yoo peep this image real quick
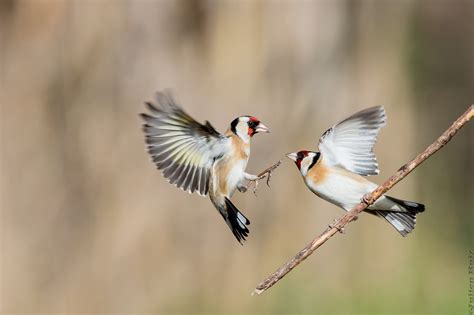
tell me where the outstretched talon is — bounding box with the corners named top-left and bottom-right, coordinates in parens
top-left (329, 219), bottom-right (345, 234)
top-left (247, 173), bottom-right (266, 196)
top-left (252, 179), bottom-right (259, 195)
top-left (245, 160), bottom-right (282, 195)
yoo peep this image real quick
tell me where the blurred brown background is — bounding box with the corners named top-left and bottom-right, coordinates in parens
top-left (1, 0), bottom-right (473, 314)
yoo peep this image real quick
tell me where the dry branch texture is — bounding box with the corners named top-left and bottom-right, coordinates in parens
top-left (253, 105), bottom-right (473, 295)
top-left (2, 1), bottom-right (472, 312)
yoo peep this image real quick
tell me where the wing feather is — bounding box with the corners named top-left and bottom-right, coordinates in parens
top-left (140, 91), bottom-right (227, 195)
top-left (318, 106), bottom-right (386, 176)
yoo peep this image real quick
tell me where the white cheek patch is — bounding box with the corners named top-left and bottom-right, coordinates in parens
top-left (237, 123), bottom-right (248, 136)
top-left (235, 118), bottom-right (251, 142)
top-left (300, 157), bottom-right (312, 175)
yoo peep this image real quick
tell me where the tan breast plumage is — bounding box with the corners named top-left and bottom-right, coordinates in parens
top-left (306, 158), bottom-right (328, 185)
top-left (212, 133), bottom-right (249, 197)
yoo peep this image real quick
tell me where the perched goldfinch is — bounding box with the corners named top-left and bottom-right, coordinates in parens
top-left (287, 106), bottom-right (425, 236)
top-left (140, 91), bottom-right (270, 243)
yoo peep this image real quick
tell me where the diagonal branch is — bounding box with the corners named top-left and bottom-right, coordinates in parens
top-left (253, 104), bottom-right (473, 296)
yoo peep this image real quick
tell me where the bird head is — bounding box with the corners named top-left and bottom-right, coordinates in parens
top-left (230, 116), bottom-right (270, 141)
top-left (286, 150), bottom-right (320, 176)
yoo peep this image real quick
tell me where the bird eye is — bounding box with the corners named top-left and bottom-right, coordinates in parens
top-left (248, 121), bottom-right (256, 128)
top-left (297, 152), bottom-right (303, 159)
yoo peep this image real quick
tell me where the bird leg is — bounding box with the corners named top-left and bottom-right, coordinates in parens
top-left (243, 160), bottom-right (282, 195)
top-left (243, 173), bottom-right (262, 195)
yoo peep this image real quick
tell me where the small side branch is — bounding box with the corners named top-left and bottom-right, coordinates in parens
top-left (245, 160), bottom-right (282, 193)
top-left (253, 104), bottom-right (473, 296)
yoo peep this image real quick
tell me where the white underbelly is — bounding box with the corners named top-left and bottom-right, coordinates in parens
top-left (212, 157), bottom-right (248, 198)
top-left (226, 159), bottom-right (248, 196)
top-left (305, 172), bottom-right (376, 211)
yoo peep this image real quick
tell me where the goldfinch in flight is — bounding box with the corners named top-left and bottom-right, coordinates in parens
top-left (287, 106), bottom-right (425, 236)
top-left (140, 91), bottom-right (271, 243)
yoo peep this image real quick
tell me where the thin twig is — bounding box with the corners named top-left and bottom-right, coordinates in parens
top-left (252, 104), bottom-right (473, 296)
top-left (245, 160), bottom-right (282, 192)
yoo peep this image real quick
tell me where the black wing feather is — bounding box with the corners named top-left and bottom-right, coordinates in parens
top-left (140, 91), bottom-right (227, 196)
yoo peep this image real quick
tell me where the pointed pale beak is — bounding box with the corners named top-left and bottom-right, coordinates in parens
top-left (255, 123), bottom-right (270, 133)
top-left (286, 152), bottom-right (298, 161)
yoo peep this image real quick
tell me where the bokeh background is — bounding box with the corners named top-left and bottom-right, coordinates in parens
top-left (1, 0), bottom-right (473, 314)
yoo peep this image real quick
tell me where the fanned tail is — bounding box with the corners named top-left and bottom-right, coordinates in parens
top-left (219, 197), bottom-right (250, 244)
top-left (374, 196), bottom-right (425, 237)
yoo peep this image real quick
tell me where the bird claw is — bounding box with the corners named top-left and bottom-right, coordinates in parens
top-left (246, 160), bottom-right (282, 196)
top-left (252, 180), bottom-right (259, 196)
top-left (249, 175), bottom-right (265, 196)
top-left (361, 194), bottom-right (371, 205)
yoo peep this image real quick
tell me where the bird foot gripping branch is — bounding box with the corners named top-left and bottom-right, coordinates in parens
top-left (361, 193), bottom-right (372, 205)
top-left (245, 160), bottom-right (282, 195)
top-left (252, 104), bottom-right (473, 295)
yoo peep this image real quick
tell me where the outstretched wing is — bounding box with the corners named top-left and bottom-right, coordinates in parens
top-left (140, 91), bottom-right (228, 196)
top-left (318, 106), bottom-right (386, 176)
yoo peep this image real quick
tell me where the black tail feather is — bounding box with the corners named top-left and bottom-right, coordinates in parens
top-left (385, 196), bottom-right (425, 213)
top-left (221, 197), bottom-right (250, 244)
top-left (375, 196), bottom-right (425, 237)
top-left (375, 211), bottom-right (416, 237)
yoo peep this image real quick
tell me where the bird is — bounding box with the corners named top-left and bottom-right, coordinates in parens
top-left (286, 106), bottom-right (425, 237)
top-left (140, 91), bottom-right (271, 244)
